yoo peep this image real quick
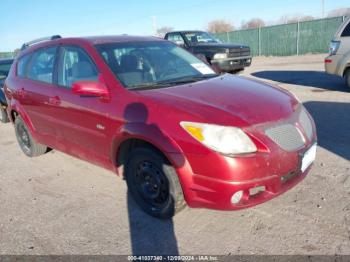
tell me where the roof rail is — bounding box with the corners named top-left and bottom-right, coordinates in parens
top-left (21, 35), bottom-right (62, 50)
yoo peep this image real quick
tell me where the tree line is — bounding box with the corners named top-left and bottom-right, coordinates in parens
top-left (157, 7), bottom-right (350, 35)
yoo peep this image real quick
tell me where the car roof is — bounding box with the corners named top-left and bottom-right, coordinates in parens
top-left (75, 35), bottom-right (163, 45)
top-left (18, 35), bottom-right (165, 58)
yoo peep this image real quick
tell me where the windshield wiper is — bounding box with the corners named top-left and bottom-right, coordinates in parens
top-left (127, 74), bottom-right (218, 90)
top-left (127, 82), bottom-right (173, 90)
top-left (159, 74), bottom-right (218, 85)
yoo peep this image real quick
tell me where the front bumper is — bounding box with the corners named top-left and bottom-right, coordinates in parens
top-left (211, 56), bottom-right (252, 72)
top-left (172, 142), bottom-right (315, 211)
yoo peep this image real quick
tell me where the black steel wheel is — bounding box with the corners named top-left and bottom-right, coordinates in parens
top-left (125, 147), bottom-right (185, 219)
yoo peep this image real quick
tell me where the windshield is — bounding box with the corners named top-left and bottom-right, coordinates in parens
top-left (184, 32), bottom-right (220, 44)
top-left (0, 61), bottom-right (12, 80)
top-left (95, 41), bottom-right (217, 90)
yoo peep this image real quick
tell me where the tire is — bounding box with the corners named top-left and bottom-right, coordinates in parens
top-left (125, 147), bottom-right (185, 219)
top-left (14, 116), bottom-right (47, 157)
top-left (0, 106), bottom-right (9, 123)
top-left (345, 69), bottom-right (350, 89)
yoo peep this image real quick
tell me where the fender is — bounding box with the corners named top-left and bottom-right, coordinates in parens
top-left (110, 122), bottom-right (199, 206)
top-left (111, 122), bottom-right (186, 170)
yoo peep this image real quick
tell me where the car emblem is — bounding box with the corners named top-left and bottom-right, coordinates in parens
top-left (96, 124), bottom-right (105, 130)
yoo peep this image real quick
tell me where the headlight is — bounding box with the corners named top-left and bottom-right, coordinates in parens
top-left (213, 53), bottom-right (228, 59)
top-left (180, 122), bottom-right (257, 155)
top-left (329, 40), bottom-right (340, 55)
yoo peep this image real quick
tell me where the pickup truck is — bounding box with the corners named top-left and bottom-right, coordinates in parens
top-left (164, 30), bottom-right (252, 73)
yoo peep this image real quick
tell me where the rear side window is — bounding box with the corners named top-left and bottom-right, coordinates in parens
top-left (341, 22), bottom-right (350, 37)
top-left (27, 47), bottom-right (57, 84)
top-left (57, 46), bottom-right (98, 89)
top-left (17, 55), bottom-right (31, 78)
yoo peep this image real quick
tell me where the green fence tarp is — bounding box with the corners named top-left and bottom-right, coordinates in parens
top-left (0, 52), bottom-right (14, 59)
top-left (214, 16), bottom-right (346, 56)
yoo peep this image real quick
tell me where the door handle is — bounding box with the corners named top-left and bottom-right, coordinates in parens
top-left (49, 96), bottom-right (61, 105)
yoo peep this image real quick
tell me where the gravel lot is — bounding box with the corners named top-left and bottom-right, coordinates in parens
top-left (0, 54), bottom-right (349, 256)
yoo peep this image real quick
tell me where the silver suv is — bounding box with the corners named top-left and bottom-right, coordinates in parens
top-left (325, 16), bottom-right (350, 89)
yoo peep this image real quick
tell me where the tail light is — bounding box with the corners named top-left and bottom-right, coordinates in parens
top-left (329, 40), bottom-right (340, 55)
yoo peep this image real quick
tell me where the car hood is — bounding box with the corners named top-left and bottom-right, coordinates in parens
top-left (191, 42), bottom-right (249, 49)
top-left (138, 74), bottom-right (298, 127)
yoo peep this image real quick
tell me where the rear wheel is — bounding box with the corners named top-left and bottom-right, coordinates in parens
top-left (125, 147), bottom-right (185, 219)
top-left (0, 106), bottom-right (9, 123)
top-left (14, 116), bottom-right (47, 157)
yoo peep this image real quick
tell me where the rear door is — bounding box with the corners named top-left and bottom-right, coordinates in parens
top-left (19, 47), bottom-right (59, 139)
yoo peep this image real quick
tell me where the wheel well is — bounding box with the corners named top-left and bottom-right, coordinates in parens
top-left (344, 66), bottom-right (350, 77)
top-left (116, 138), bottom-right (169, 177)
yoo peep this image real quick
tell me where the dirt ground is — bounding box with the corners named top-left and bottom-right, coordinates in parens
top-left (0, 54), bottom-right (350, 256)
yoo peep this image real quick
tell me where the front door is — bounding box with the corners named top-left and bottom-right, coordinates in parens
top-left (51, 45), bottom-right (111, 164)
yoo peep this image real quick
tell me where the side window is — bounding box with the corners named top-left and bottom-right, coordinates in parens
top-left (17, 55), bottom-right (31, 77)
top-left (341, 22), bottom-right (350, 37)
top-left (57, 46), bottom-right (98, 88)
top-left (27, 47), bottom-right (57, 84)
top-left (167, 33), bottom-right (185, 45)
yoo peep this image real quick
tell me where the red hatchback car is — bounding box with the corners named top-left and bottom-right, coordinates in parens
top-left (4, 35), bottom-right (317, 218)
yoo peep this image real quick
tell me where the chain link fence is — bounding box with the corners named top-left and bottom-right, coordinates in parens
top-left (214, 16), bottom-right (346, 56)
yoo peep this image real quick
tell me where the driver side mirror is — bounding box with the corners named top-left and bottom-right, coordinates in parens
top-left (72, 81), bottom-right (109, 100)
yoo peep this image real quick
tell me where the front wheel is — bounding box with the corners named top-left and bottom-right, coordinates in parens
top-left (125, 147), bottom-right (185, 219)
top-left (0, 106), bottom-right (9, 123)
top-left (14, 116), bottom-right (47, 157)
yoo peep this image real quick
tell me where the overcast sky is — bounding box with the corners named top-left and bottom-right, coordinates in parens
top-left (0, 0), bottom-right (349, 51)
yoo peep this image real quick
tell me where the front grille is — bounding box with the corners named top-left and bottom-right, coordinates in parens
top-left (299, 109), bottom-right (313, 140)
top-left (228, 48), bottom-right (250, 58)
top-left (265, 124), bottom-right (305, 151)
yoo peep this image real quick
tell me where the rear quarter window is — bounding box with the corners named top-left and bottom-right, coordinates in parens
top-left (341, 22), bottom-right (350, 37)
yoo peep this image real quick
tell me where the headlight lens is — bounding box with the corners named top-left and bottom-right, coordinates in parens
top-left (329, 40), bottom-right (340, 55)
top-left (180, 122), bottom-right (257, 155)
top-left (213, 53), bottom-right (228, 59)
